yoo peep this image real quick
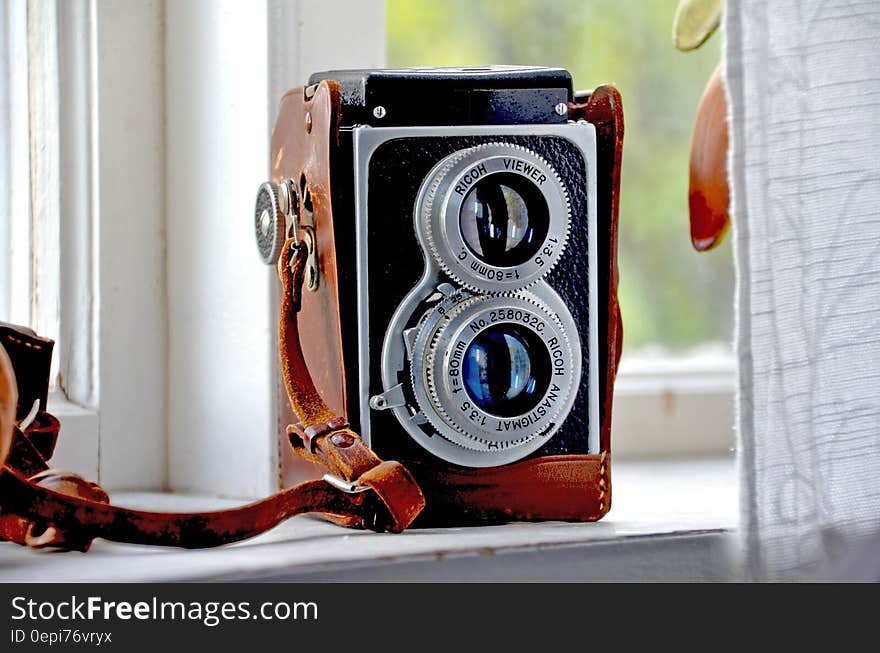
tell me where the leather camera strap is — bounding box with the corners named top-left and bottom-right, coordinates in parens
top-left (0, 245), bottom-right (424, 552)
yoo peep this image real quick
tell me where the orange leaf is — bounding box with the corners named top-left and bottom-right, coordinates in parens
top-left (689, 63), bottom-right (730, 252)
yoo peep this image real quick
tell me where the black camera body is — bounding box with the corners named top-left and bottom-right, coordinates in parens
top-left (310, 67), bottom-right (600, 469)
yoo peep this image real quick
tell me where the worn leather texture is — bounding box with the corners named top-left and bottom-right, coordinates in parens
top-left (0, 341), bottom-right (14, 467)
top-left (0, 325), bottom-right (63, 546)
top-left (0, 323), bottom-right (54, 422)
top-left (271, 83), bottom-right (347, 430)
top-left (576, 85), bottom-right (625, 457)
top-left (411, 453), bottom-right (610, 524)
top-left (277, 241), bottom-right (425, 527)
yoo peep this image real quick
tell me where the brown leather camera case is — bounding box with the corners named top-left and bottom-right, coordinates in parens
top-left (273, 81), bottom-right (624, 525)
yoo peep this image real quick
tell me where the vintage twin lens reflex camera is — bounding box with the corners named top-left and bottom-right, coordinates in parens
top-left (261, 66), bottom-right (601, 472)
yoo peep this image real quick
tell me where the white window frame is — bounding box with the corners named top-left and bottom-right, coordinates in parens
top-left (1, 0), bottom-right (168, 487)
top-left (6, 0), bottom-right (731, 501)
top-left (1, 1), bottom-right (31, 330)
top-left (612, 350), bottom-right (735, 460)
top-left (5, 0), bottom-right (385, 498)
top-left (164, 0), bottom-right (386, 498)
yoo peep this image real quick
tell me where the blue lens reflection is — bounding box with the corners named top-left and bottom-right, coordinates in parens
top-left (461, 324), bottom-right (550, 418)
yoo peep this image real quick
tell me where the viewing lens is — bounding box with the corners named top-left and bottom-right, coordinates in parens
top-left (462, 323), bottom-right (551, 418)
top-left (459, 173), bottom-right (549, 267)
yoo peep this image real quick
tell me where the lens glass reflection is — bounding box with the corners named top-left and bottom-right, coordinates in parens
top-left (459, 173), bottom-right (549, 267)
top-left (461, 324), bottom-right (551, 418)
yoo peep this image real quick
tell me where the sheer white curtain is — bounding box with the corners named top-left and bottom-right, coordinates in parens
top-left (727, 0), bottom-right (880, 580)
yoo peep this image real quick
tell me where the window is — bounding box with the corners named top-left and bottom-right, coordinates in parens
top-left (1, 0), bottom-right (108, 482)
top-left (387, 0), bottom-right (735, 457)
top-left (1, 0), bottom-right (32, 331)
top-left (0, 0), bottom-right (387, 498)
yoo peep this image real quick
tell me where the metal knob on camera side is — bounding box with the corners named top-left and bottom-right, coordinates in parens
top-left (254, 178), bottom-right (320, 291)
top-left (254, 180), bottom-right (295, 266)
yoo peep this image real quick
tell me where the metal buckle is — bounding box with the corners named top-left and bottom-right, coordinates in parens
top-left (300, 225), bottom-right (319, 291)
top-left (322, 473), bottom-right (370, 494)
top-left (17, 399), bottom-right (39, 431)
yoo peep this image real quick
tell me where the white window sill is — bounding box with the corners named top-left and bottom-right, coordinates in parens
top-left (46, 392), bottom-right (100, 482)
top-left (0, 457), bottom-right (739, 582)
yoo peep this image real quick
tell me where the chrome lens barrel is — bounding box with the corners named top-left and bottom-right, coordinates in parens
top-left (417, 143), bottom-right (570, 293)
top-left (407, 286), bottom-right (581, 467)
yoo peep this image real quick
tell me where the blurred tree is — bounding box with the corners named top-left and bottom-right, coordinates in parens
top-left (387, 0), bottom-right (733, 352)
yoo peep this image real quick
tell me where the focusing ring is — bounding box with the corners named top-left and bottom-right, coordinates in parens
top-left (418, 143), bottom-right (571, 293)
top-left (408, 286), bottom-right (581, 466)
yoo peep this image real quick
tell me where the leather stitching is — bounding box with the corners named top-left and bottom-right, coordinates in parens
top-left (598, 450), bottom-right (608, 516)
top-left (3, 334), bottom-right (45, 351)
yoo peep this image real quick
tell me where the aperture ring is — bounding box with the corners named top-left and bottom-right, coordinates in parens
top-left (410, 288), bottom-right (581, 457)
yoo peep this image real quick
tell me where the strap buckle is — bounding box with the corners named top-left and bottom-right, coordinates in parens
top-left (17, 399), bottom-right (39, 432)
top-left (301, 416), bottom-right (349, 453)
top-left (322, 473), bottom-right (370, 494)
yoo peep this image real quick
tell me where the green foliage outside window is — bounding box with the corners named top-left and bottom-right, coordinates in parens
top-left (387, 0), bottom-right (732, 352)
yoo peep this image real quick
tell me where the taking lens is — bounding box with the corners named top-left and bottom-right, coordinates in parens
top-left (404, 289), bottom-right (580, 466)
top-left (462, 323), bottom-right (551, 418)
